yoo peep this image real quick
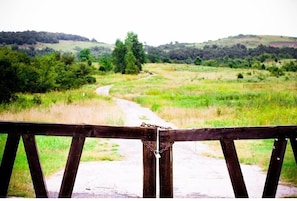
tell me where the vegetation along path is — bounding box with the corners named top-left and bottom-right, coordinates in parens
top-left (46, 85), bottom-right (297, 198)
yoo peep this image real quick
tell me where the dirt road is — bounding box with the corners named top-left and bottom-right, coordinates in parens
top-left (46, 85), bottom-right (297, 198)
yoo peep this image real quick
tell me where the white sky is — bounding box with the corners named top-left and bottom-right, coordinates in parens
top-left (0, 0), bottom-right (296, 46)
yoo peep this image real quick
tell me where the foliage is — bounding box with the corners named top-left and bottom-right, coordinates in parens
top-left (0, 46), bottom-right (96, 103)
top-left (112, 39), bottom-right (126, 73)
top-left (282, 60), bottom-right (297, 72)
top-left (98, 57), bottom-right (113, 72)
top-left (125, 50), bottom-right (139, 74)
top-left (144, 42), bottom-right (297, 71)
top-left (111, 63), bottom-right (297, 185)
top-left (112, 32), bottom-right (145, 74)
top-left (78, 48), bottom-right (93, 66)
top-left (0, 31), bottom-right (90, 45)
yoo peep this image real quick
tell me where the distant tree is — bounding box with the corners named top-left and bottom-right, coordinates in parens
top-left (194, 57), bottom-right (202, 65)
top-left (31, 53), bottom-right (59, 92)
top-left (282, 61), bottom-right (297, 72)
top-left (125, 50), bottom-right (138, 74)
top-left (125, 32), bottom-right (145, 71)
top-left (112, 39), bottom-right (127, 73)
top-left (112, 32), bottom-right (145, 74)
top-left (98, 57), bottom-right (113, 72)
top-left (78, 48), bottom-right (93, 66)
top-left (0, 58), bottom-right (18, 103)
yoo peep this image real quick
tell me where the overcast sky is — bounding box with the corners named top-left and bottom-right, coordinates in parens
top-left (0, 0), bottom-right (296, 46)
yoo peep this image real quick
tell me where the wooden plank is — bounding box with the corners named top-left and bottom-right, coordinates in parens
top-left (262, 138), bottom-right (287, 198)
top-left (159, 142), bottom-right (173, 198)
top-left (0, 132), bottom-right (20, 198)
top-left (290, 137), bottom-right (297, 164)
top-left (220, 139), bottom-right (248, 198)
top-left (58, 136), bottom-right (85, 198)
top-left (22, 134), bottom-right (48, 198)
top-left (0, 121), bottom-right (156, 140)
top-left (161, 126), bottom-right (297, 142)
top-left (142, 141), bottom-right (156, 198)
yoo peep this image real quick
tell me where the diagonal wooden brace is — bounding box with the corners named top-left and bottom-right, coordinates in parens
top-left (220, 139), bottom-right (248, 198)
top-left (262, 138), bottom-right (287, 198)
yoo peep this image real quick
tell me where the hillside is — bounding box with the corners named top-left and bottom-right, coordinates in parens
top-left (193, 34), bottom-right (297, 49)
top-left (36, 40), bottom-right (113, 54)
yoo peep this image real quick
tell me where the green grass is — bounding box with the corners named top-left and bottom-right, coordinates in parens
top-left (1, 63), bottom-right (296, 197)
top-left (0, 81), bottom-right (124, 197)
top-left (111, 63), bottom-right (297, 185)
top-left (193, 35), bottom-right (297, 49)
top-left (0, 134), bottom-right (122, 197)
top-left (36, 40), bottom-right (113, 54)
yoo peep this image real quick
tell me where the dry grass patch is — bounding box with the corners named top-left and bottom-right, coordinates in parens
top-left (0, 99), bottom-right (124, 125)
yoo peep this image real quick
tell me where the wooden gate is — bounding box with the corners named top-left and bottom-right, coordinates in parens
top-left (0, 121), bottom-right (296, 198)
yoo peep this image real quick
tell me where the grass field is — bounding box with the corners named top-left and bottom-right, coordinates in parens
top-left (0, 63), bottom-right (296, 197)
top-left (110, 63), bottom-right (297, 185)
top-left (194, 35), bottom-right (297, 49)
top-left (36, 40), bottom-right (113, 54)
top-left (0, 83), bottom-right (125, 197)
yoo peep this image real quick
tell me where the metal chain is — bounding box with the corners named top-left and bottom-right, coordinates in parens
top-left (141, 122), bottom-right (174, 158)
top-left (140, 122), bottom-right (172, 130)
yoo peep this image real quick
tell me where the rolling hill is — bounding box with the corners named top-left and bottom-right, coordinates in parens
top-left (192, 34), bottom-right (297, 49)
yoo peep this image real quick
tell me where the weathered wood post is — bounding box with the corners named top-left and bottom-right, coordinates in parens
top-left (159, 140), bottom-right (173, 198)
top-left (143, 141), bottom-right (157, 198)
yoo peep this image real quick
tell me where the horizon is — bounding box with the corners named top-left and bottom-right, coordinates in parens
top-left (1, 30), bottom-right (297, 46)
top-left (1, 0), bottom-right (297, 46)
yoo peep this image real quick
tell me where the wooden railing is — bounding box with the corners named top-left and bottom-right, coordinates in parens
top-left (0, 121), bottom-right (296, 198)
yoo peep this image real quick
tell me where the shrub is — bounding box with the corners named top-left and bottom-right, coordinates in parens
top-left (267, 66), bottom-right (285, 77)
top-left (32, 95), bottom-right (42, 105)
top-left (237, 73), bottom-right (244, 79)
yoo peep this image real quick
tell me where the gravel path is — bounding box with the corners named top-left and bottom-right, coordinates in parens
top-left (46, 85), bottom-right (297, 198)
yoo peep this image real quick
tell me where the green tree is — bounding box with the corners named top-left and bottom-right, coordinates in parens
top-left (0, 46), bottom-right (29, 102)
top-left (112, 39), bottom-right (127, 73)
top-left (98, 57), bottom-right (113, 72)
top-left (125, 50), bottom-right (138, 74)
top-left (125, 32), bottom-right (145, 71)
top-left (112, 32), bottom-right (145, 74)
top-left (78, 48), bottom-right (93, 66)
top-left (32, 53), bottom-right (59, 92)
top-left (194, 57), bottom-right (202, 65)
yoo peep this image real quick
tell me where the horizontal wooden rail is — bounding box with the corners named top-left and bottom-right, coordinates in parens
top-left (0, 121), bottom-right (156, 140)
top-left (160, 125), bottom-right (297, 142)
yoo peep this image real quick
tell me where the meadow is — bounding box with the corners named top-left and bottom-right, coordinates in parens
top-left (111, 63), bottom-right (297, 185)
top-left (0, 63), bottom-right (296, 197)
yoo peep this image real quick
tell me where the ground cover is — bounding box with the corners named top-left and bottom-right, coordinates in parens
top-left (0, 83), bottom-right (124, 197)
top-left (0, 63), bottom-right (296, 196)
top-left (111, 63), bottom-right (297, 185)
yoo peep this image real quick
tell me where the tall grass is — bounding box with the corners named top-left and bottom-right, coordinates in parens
top-left (111, 63), bottom-right (297, 185)
top-left (0, 83), bottom-right (125, 197)
top-left (1, 63), bottom-right (296, 196)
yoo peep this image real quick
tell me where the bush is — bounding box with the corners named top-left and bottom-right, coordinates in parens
top-left (32, 95), bottom-right (42, 105)
top-left (237, 73), bottom-right (244, 79)
top-left (267, 66), bottom-right (285, 77)
top-left (282, 61), bottom-right (297, 72)
top-left (85, 76), bottom-right (96, 84)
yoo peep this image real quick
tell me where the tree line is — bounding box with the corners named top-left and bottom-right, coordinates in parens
top-left (0, 46), bottom-right (96, 103)
top-left (145, 43), bottom-right (297, 64)
top-left (0, 31), bottom-right (91, 45)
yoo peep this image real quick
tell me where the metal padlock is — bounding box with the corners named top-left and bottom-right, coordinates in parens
top-left (154, 150), bottom-right (161, 159)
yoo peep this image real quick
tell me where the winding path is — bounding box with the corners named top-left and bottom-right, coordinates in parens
top-left (46, 85), bottom-right (297, 198)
